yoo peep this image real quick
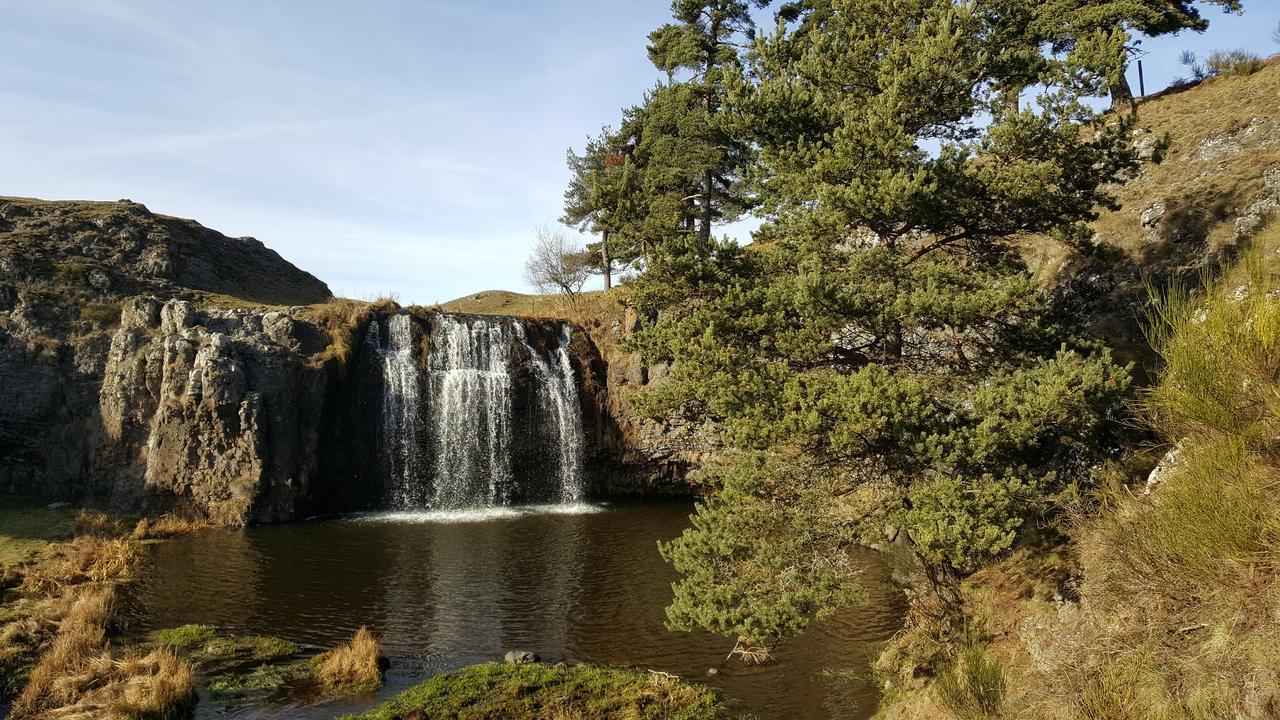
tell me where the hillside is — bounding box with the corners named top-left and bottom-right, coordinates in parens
top-left (0, 197), bottom-right (331, 340)
top-left (1030, 59), bottom-right (1280, 374)
top-left (875, 61), bottom-right (1280, 720)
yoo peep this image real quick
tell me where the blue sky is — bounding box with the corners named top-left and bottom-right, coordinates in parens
top-left (2, 1), bottom-right (1277, 304)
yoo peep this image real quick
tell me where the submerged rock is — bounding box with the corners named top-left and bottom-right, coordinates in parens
top-left (503, 650), bottom-right (540, 665)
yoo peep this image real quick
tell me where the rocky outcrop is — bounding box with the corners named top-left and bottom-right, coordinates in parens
top-left (94, 298), bottom-right (331, 524)
top-left (574, 310), bottom-right (716, 496)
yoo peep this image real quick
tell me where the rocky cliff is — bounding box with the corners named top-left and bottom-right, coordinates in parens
top-left (0, 197), bottom-right (332, 507)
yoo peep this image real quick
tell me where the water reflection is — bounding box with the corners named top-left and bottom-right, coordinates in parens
top-left (126, 501), bottom-right (904, 720)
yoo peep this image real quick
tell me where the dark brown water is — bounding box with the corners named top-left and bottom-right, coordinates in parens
top-left (125, 501), bottom-right (904, 719)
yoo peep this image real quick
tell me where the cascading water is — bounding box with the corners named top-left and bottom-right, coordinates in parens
top-left (371, 313), bottom-right (586, 511)
top-left (524, 324), bottom-right (586, 504)
top-left (369, 314), bottom-right (428, 507)
top-left (425, 315), bottom-right (516, 509)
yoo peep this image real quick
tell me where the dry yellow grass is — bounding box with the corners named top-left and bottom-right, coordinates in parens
top-left (20, 537), bottom-right (140, 596)
top-left (129, 514), bottom-right (217, 540)
top-left (4, 510), bottom-right (197, 719)
top-left (313, 626), bottom-right (384, 695)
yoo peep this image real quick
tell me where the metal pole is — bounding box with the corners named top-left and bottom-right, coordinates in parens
top-left (1138, 60), bottom-right (1146, 98)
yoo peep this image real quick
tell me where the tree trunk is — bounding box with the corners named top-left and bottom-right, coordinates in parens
top-left (1110, 71), bottom-right (1135, 110)
top-left (601, 230), bottom-right (612, 290)
top-left (700, 170), bottom-right (714, 247)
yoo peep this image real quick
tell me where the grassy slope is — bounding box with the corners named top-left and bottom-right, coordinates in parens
top-left (1022, 59), bottom-right (1280, 372)
top-left (877, 61), bottom-right (1280, 720)
top-left (0, 503), bottom-right (77, 567)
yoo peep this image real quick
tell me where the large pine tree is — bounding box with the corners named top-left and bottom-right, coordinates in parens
top-left (628, 0), bottom-right (1141, 651)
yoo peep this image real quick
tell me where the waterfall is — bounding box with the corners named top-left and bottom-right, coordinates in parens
top-left (426, 315), bottom-right (516, 509)
top-left (525, 324), bottom-right (586, 504)
top-left (370, 315), bottom-right (428, 507)
top-left (388, 313), bottom-right (586, 511)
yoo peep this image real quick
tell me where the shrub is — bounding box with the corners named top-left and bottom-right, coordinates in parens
top-left (313, 626), bottom-right (384, 695)
top-left (1207, 49), bottom-right (1265, 77)
top-left (935, 644), bottom-right (1007, 720)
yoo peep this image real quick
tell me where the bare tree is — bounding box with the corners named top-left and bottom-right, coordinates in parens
top-left (523, 224), bottom-right (593, 306)
top-left (1273, 21), bottom-right (1280, 46)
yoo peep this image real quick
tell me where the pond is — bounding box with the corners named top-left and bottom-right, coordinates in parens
top-left (125, 501), bottom-right (904, 719)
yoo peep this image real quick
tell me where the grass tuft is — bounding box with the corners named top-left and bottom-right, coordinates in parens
top-left (313, 626), bottom-right (384, 695)
top-left (935, 644), bottom-right (1006, 720)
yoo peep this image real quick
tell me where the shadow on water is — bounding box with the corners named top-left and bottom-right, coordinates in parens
top-left (123, 501), bottom-right (905, 720)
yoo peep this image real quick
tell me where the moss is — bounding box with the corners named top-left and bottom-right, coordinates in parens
top-left (208, 659), bottom-right (310, 697)
top-left (148, 624), bottom-right (219, 650)
top-left (151, 624), bottom-right (298, 675)
top-left (342, 662), bottom-right (723, 720)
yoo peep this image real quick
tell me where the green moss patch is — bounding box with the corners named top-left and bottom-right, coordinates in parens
top-left (342, 662), bottom-right (722, 720)
top-left (149, 624), bottom-right (298, 675)
top-left (208, 659), bottom-right (311, 698)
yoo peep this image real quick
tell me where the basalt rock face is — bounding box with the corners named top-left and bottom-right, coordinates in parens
top-left (95, 298), bottom-right (333, 524)
top-left (0, 197), bottom-right (334, 519)
top-left (2, 295), bottom-right (643, 524)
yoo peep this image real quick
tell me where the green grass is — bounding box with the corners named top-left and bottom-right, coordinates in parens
top-left (341, 663), bottom-right (723, 720)
top-left (0, 502), bottom-right (78, 567)
top-left (148, 624), bottom-right (220, 650)
top-left (149, 624), bottom-right (299, 673)
top-left (935, 644), bottom-right (1007, 720)
top-left (208, 660), bottom-right (310, 697)
top-left (1102, 226), bottom-right (1280, 597)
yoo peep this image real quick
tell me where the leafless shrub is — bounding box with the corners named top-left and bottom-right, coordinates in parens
top-left (523, 225), bottom-right (593, 306)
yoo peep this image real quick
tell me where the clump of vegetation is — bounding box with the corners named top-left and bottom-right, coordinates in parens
top-left (0, 505), bottom-right (198, 719)
top-left (20, 535), bottom-right (139, 595)
top-left (1207, 49), bottom-right (1266, 77)
top-left (151, 624), bottom-right (298, 672)
top-left (78, 300), bottom-right (122, 328)
top-left (935, 644), bottom-right (1007, 720)
top-left (130, 514), bottom-right (218, 540)
top-left (312, 626), bottom-right (384, 695)
top-left (295, 298), bottom-right (378, 367)
top-left (342, 662), bottom-right (722, 720)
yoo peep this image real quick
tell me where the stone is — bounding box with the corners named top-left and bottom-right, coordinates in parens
top-left (504, 650), bottom-right (540, 665)
top-left (1145, 443), bottom-right (1184, 496)
top-left (160, 300), bottom-right (197, 334)
top-left (87, 269), bottom-right (111, 292)
top-left (136, 244), bottom-right (172, 278)
top-left (1140, 202), bottom-right (1166, 229)
top-left (119, 297), bottom-right (160, 330)
top-left (262, 311), bottom-right (302, 351)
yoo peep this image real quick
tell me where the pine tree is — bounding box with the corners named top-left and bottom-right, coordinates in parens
top-left (562, 122), bottom-right (647, 289)
top-left (630, 0), bottom-right (1140, 651)
top-left (643, 0), bottom-right (762, 246)
top-left (1030, 0), bottom-right (1245, 105)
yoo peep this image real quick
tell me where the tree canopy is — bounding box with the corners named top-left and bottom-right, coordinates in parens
top-left (549, 0), bottom-right (1250, 655)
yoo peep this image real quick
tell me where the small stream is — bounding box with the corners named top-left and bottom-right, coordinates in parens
top-left (123, 501), bottom-right (904, 719)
